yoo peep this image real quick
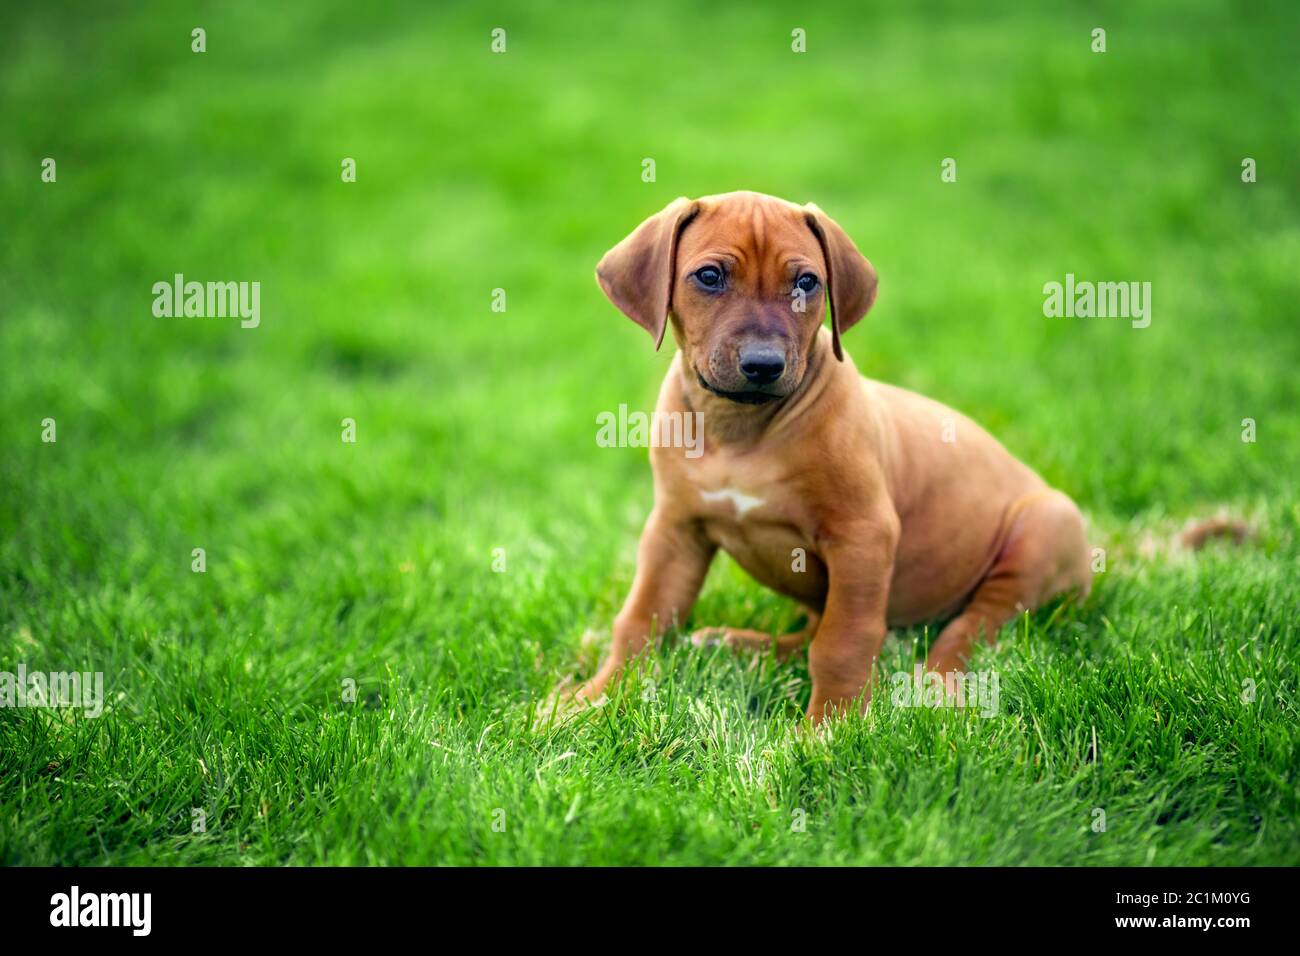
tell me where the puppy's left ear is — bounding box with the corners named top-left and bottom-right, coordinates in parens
top-left (804, 203), bottom-right (878, 361)
top-left (596, 197), bottom-right (699, 350)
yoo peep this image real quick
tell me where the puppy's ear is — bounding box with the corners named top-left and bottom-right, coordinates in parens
top-left (596, 197), bottom-right (699, 350)
top-left (804, 203), bottom-right (878, 361)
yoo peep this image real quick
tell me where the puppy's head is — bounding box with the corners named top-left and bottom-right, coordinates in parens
top-left (596, 191), bottom-right (877, 403)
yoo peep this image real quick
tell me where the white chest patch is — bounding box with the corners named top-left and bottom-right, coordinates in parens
top-left (700, 487), bottom-right (765, 519)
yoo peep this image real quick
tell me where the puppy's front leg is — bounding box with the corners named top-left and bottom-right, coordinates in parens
top-left (576, 509), bottom-right (715, 702)
top-left (807, 516), bottom-right (898, 724)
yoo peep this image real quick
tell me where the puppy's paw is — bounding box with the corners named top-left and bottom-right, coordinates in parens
top-left (690, 626), bottom-right (787, 655)
top-left (533, 679), bottom-right (607, 731)
top-left (534, 680), bottom-right (581, 727)
top-left (689, 626), bottom-right (729, 649)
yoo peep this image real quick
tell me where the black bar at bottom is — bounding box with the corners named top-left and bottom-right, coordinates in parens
top-left (0, 866), bottom-right (1286, 941)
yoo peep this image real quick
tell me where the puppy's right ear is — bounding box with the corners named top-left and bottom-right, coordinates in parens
top-left (596, 197), bottom-right (699, 350)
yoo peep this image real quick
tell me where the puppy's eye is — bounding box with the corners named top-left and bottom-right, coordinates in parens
top-left (694, 266), bottom-right (723, 289)
top-left (795, 273), bottom-right (820, 293)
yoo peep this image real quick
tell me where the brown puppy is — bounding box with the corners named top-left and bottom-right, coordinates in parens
top-left (581, 191), bottom-right (1091, 723)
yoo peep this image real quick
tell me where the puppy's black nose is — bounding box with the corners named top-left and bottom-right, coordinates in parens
top-left (739, 347), bottom-right (785, 386)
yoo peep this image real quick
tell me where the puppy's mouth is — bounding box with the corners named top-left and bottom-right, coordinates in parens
top-left (695, 369), bottom-right (781, 405)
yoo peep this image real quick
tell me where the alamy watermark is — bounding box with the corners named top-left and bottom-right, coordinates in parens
top-left (1, 664), bottom-right (105, 718)
top-left (596, 404), bottom-right (704, 459)
top-left (890, 665), bottom-right (1000, 718)
top-left (50, 886), bottom-right (150, 936)
top-left (152, 273), bottom-right (260, 328)
top-left (1043, 273), bottom-right (1151, 328)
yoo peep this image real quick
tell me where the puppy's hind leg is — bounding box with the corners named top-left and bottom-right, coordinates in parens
top-left (926, 490), bottom-right (1090, 678)
top-left (690, 611), bottom-right (819, 663)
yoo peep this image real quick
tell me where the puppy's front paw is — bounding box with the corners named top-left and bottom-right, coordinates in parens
top-left (533, 679), bottom-right (602, 730)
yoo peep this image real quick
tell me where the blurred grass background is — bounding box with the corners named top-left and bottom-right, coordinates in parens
top-left (0, 0), bottom-right (1297, 865)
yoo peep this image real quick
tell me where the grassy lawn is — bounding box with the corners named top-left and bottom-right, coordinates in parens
top-left (1, 0), bottom-right (1298, 865)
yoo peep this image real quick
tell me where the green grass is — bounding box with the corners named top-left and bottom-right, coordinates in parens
top-left (2, 0), bottom-right (1298, 865)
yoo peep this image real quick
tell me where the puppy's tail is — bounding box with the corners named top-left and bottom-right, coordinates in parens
top-left (1176, 515), bottom-right (1253, 551)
